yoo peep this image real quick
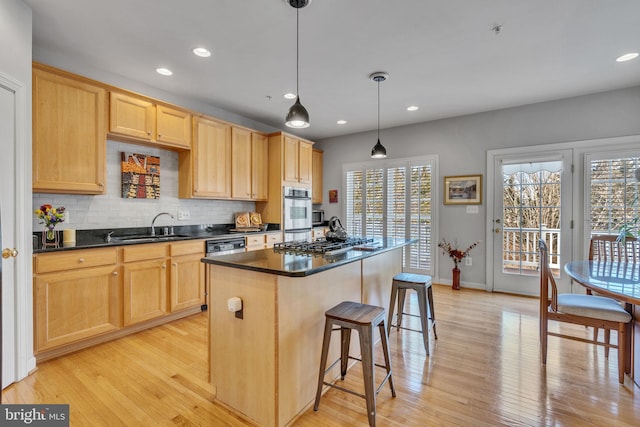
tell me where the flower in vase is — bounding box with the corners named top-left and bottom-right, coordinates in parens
top-left (438, 238), bottom-right (480, 269)
top-left (35, 204), bottom-right (65, 239)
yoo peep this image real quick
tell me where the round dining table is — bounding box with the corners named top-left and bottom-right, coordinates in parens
top-left (564, 260), bottom-right (640, 387)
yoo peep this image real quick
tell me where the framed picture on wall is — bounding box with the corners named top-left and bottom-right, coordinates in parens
top-left (444, 174), bottom-right (482, 205)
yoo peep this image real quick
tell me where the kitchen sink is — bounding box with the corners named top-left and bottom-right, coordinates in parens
top-left (113, 234), bottom-right (192, 243)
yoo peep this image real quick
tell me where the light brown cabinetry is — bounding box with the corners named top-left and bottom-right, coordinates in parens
top-left (312, 148), bottom-right (323, 204)
top-left (257, 132), bottom-right (314, 224)
top-left (281, 134), bottom-right (313, 185)
top-left (122, 244), bottom-right (168, 326)
top-left (169, 241), bottom-right (205, 312)
top-left (251, 132), bottom-right (269, 201)
top-left (179, 116), bottom-right (232, 199)
top-left (245, 232), bottom-right (283, 251)
top-left (109, 91), bottom-right (191, 150)
top-left (33, 248), bottom-right (120, 352)
top-left (231, 129), bottom-right (268, 200)
top-left (32, 64), bottom-right (107, 194)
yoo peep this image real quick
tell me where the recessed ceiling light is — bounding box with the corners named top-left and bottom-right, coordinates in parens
top-left (284, 93), bottom-right (297, 100)
top-left (337, 120), bottom-right (347, 125)
top-left (156, 67), bottom-right (173, 76)
top-left (193, 47), bottom-right (211, 58)
top-left (616, 52), bottom-right (639, 62)
top-left (407, 106), bottom-right (419, 111)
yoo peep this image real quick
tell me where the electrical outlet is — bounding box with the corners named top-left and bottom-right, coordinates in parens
top-left (465, 256), bottom-right (472, 266)
top-left (178, 210), bottom-right (190, 220)
top-left (65, 210), bottom-right (70, 224)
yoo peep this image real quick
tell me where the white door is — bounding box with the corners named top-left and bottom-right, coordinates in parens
top-left (490, 150), bottom-right (573, 295)
top-left (0, 82), bottom-right (17, 388)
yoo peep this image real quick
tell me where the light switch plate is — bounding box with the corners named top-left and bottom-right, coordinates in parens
top-left (466, 206), bottom-right (479, 214)
top-left (178, 210), bottom-right (190, 220)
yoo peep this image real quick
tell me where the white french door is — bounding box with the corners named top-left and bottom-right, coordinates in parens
top-left (489, 149), bottom-right (573, 295)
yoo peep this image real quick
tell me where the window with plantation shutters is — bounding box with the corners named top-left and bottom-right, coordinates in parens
top-left (344, 156), bottom-right (437, 274)
top-left (588, 154), bottom-right (640, 236)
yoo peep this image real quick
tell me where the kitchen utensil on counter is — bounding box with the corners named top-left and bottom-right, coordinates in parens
top-left (325, 216), bottom-right (348, 242)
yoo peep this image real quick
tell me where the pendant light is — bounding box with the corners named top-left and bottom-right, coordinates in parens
top-left (370, 72), bottom-right (388, 158)
top-left (285, 0), bottom-right (310, 128)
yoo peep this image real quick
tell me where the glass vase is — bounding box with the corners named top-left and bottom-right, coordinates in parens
top-left (42, 227), bottom-right (59, 248)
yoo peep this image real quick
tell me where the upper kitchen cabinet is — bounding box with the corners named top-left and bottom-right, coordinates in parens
top-left (231, 127), bottom-right (268, 200)
top-left (109, 91), bottom-right (192, 150)
top-left (251, 132), bottom-right (269, 201)
top-left (179, 116), bottom-right (232, 199)
top-left (269, 132), bottom-right (313, 187)
top-left (312, 148), bottom-right (323, 204)
top-left (32, 64), bottom-right (107, 194)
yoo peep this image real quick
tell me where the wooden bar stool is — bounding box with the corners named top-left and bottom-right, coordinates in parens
top-left (313, 301), bottom-right (396, 427)
top-left (387, 272), bottom-right (437, 354)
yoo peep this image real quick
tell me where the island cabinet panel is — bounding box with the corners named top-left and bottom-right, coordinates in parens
top-left (207, 251), bottom-right (394, 427)
top-left (209, 266), bottom-right (278, 427)
top-left (277, 263), bottom-right (362, 426)
top-left (32, 65), bottom-right (107, 194)
top-left (34, 264), bottom-right (120, 352)
top-left (361, 248), bottom-right (404, 310)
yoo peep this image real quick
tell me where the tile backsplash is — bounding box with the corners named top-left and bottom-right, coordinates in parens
top-left (32, 140), bottom-right (255, 232)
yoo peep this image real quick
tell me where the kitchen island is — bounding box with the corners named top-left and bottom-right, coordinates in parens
top-left (202, 238), bottom-right (414, 427)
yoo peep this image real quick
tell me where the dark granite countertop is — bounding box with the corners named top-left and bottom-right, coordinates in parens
top-left (33, 223), bottom-right (281, 254)
top-left (201, 238), bottom-right (415, 277)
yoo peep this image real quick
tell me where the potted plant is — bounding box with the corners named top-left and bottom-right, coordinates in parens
top-left (438, 238), bottom-right (480, 290)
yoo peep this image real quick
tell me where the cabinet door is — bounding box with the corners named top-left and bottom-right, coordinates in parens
top-left (252, 133), bottom-right (268, 201)
top-left (32, 67), bottom-right (107, 194)
top-left (231, 127), bottom-right (253, 199)
top-left (156, 105), bottom-right (191, 149)
top-left (283, 135), bottom-right (300, 183)
top-left (34, 265), bottom-right (120, 352)
top-left (312, 149), bottom-right (323, 203)
top-left (298, 140), bottom-right (313, 185)
top-left (109, 92), bottom-right (155, 141)
top-left (170, 254), bottom-right (205, 312)
top-left (192, 117), bottom-right (232, 198)
top-left (123, 259), bottom-right (168, 326)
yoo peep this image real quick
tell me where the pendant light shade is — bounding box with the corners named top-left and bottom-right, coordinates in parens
top-left (370, 72), bottom-right (388, 159)
top-left (285, 1), bottom-right (310, 128)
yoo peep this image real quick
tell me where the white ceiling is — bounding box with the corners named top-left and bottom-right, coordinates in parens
top-left (24, 0), bottom-right (640, 141)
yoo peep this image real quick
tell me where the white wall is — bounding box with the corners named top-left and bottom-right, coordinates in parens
top-left (316, 86), bottom-right (640, 285)
top-left (0, 0), bottom-right (33, 384)
top-left (33, 140), bottom-right (255, 231)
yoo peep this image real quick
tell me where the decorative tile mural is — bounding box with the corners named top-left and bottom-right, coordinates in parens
top-left (121, 152), bottom-right (160, 199)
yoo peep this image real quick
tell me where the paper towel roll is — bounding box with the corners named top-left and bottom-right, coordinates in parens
top-left (63, 229), bottom-right (76, 243)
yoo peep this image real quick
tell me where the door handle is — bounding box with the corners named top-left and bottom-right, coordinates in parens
top-left (2, 248), bottom-right (18, 258)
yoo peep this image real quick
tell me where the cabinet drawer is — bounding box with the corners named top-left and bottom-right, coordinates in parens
top-left (246, 235), bottom-right (265, 249)
top-left (170, 240), bottom-right (205, 257)
top-left (122, 243), bottom-right (168, 262)
top-left (265, 233), bottom-right (282, 244)
top-left (34, 248), bottom-right (117, 274)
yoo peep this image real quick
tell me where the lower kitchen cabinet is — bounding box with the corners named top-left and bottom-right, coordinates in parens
top-left (122, 245), bottom-right (169, 326)
top-left (170, 241), bottom-right (205, 312)
top-left (33, 240), bottom-right (206, 360)
top-left (33, 248), bottom-right (120, 352)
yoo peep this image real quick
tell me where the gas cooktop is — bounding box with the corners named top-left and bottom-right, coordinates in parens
top-left (273, 237), bottom-right (376, 256)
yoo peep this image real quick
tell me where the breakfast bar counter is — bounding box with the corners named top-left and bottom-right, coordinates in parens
top-left (203, 238), bottom-right (413, 427)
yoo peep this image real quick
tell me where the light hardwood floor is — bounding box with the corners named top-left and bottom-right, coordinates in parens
top-left (3, 285), bottom-right (640, 426)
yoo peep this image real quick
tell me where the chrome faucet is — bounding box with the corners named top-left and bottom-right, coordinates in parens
top-left (151, 212), bottom-right (174, 236)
